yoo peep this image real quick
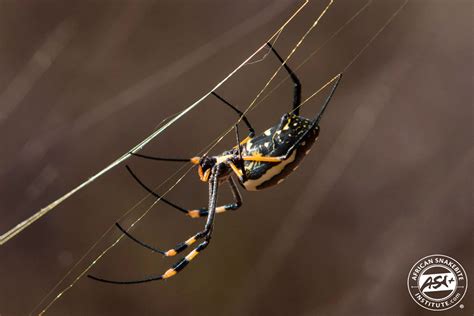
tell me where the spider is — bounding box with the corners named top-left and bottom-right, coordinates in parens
top-left (88, 43), bottom-right (342, 284)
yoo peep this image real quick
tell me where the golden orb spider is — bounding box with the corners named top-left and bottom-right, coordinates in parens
top-left (88, 43), bottom-right (342, 284)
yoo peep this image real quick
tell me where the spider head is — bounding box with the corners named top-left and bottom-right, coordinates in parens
top-left (191, 156), bottom-right (216, 182)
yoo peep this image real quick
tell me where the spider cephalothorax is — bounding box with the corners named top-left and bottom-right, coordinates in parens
top-left (193, 156), bottom-right (216, 182)
top-left (88, 42), bottom-right (342, 284)
top-left (193, 153), bottom-right (242, 183)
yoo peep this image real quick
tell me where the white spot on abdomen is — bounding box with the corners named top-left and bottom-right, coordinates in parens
top-left (246, 141), bottom-right (253, 151)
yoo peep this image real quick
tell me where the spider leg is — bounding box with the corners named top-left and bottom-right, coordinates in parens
top-left (240, 128), bottom-right (319, 164)
top-left (211, 92), bottom-right (255, 137)
top-left (115, 222), bottom-right (202, 257)
top-left (313, 73), bottom-right (342, 125)
top-left (266, 42), bottom-right (301, 116)
top-left (241, 74), bottom-right (343, 163)
top-left (194, 177), bottom-right (242, 217)
top-left (277, 72), bottom-right (343, 159)
top-left (88, 166), bottom-right (220, 284)
top-left (129, 89), bottom-right (258, 167)
top-left (234, 124), bottom-right (247, 181)
top-left (126, 165), bottom-right (241, 219)
top-left (115, 223), bottom-right (165, 255)
top-left (115, 177), bottom-right (241, 257)
top-left (242, 155), bottom-right (284, 162)
top-left (129, 152), bottom-right (198, 163)
top-left (126, 165), bottom-right (189, 215)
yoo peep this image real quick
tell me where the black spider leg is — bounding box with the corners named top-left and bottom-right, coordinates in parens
top-left (198, 177), bottom-right (242, 217)
top-left (211, 92), bottom-right (255, 137)
top-left (125, 165), bottom-right (189, 216)
top-left (244, 73), bottom-right (342, 164)
top-left (266, 42), bottom-right (302, 115)
top-left (88, 166), bottom-right (220, 284)
top-left (313, 73), bottom-right (342, 125)
top-left (281, 73), bottom-right (343, 159)
top-left (234, 124), bottom-right (247, 181)
top-left (125, 165), bottom-right (241, 219)
top-left (130, 93), bottom-right (255, 163)
top-left (128, 153), bottom-right (190, 162)
top-left (114, 172), bottom-right (241, 257)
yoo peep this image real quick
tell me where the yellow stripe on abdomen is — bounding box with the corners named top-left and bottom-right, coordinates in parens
top-left (242, 151), bottom-right (296, 191)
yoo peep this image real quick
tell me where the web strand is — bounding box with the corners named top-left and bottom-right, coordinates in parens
top-left (30, 0), bottom-right (409, 314)
top-left (0, 1), bottom-right (311, 247)
top-left (29, 2), bottom-right (313, 315)
top-left (200, 0), bottom-right (337, 161)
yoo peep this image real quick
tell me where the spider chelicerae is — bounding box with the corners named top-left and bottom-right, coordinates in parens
top-left (88, 43), bottom-right (342, 284)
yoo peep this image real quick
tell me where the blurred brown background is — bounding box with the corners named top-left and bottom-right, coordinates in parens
top-left (0, 0), bottom-right (472, 315)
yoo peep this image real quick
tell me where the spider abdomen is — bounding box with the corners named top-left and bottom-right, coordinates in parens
top-left (241, 113), bottom-right (320, 191)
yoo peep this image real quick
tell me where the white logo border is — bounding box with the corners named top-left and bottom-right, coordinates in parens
top-left (407, 254), bottom-right (468, 312)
